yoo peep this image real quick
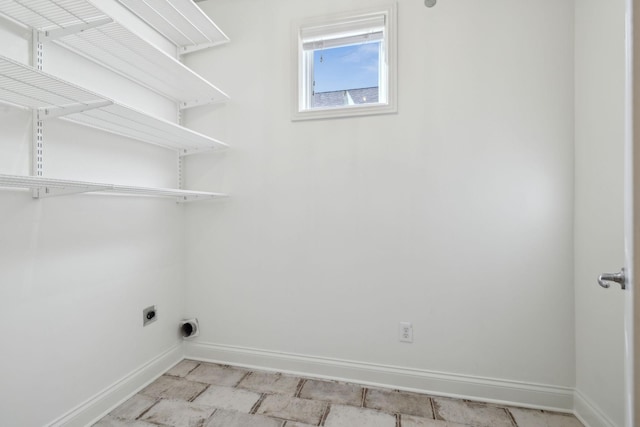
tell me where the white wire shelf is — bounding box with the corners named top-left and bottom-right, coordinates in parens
top-left (0, 0), bottom-right (229, 108)
top-left (0, 174), bottom-right (227, 202)
top-left (116, 0), bottom-right (230, 54)
top-left (0, 55), bottom-right (227, 155)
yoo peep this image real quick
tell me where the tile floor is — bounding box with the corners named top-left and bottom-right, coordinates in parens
top-left (94, 360), bottom-right (584, 427)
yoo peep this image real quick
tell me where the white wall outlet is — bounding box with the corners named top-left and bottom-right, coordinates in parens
top-left (399, 321), bottom-right (413, 343)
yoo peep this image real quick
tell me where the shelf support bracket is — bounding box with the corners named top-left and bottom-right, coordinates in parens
top-left (41, 18), bottom-right (114, 41)
top-left (38, 101), bottom-right (113, 120)
top-left (179, 97), bottom-right (223, 110)
top-left (180, 147), bottom-right (217, 156)
top-left (177, 194), bottom-right (226, 204)
top-left (179, 40), bottom-right (229, 56)
top-left (34, 184), bottom-right (112, 199)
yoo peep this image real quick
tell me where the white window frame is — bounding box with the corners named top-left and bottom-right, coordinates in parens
top-left (292, 3), bottom-right (398, 121)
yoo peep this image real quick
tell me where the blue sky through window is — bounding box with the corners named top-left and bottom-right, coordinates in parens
top-left (313, 42), bottom-right (380, 93)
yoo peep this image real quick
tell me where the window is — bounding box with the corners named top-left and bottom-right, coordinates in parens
top-left (292, 4), bottom-right (397, 120)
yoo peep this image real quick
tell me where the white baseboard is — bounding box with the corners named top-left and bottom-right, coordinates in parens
top-left (41, 340), bottom-right (623, 427)
top-left (574, 389), bottom-right (618, 427)
top-left (48, 343), bottom-right (184, 427)
top-left (185, 341), bottom-right (574, 412)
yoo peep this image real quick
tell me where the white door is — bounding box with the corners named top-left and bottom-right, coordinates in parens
top-left (574, 0), bottom-right (632, 426)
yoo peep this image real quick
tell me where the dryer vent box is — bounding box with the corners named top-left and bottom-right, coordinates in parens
top-left (180, 318), bottom-right (199, 338)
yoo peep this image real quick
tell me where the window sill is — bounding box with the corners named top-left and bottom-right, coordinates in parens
top-left (291, 102), bottom-right (397, 121)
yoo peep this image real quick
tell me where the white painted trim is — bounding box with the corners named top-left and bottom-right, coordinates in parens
top-left (574, 389), bottom-right (619, 427)
top-left (45, 341), bottom-right (610, 426)
top-left (185, 341), bottom-right (574, 412)
top-left (626, 1), bottom-right (637, 426)
top-left (624, 0), bottom-right (640, 427)
top-left (47, 343), bottom-right (183, 427)
top-left (291, 2), bottom-right (398, 121)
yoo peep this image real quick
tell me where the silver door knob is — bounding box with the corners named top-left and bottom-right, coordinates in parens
top-left (598, 268), bottom-right (626, 290)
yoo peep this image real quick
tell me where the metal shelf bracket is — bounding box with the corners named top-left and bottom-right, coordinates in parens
top-left (177, 193), bottom-right (228, 204)
top-left (35, 184), bottom-right (112, 199)
top-left (41, 18), bottom-right (113, 41)
top-left (38, 101), bottom-right (113, 120)
top-left (179, 41), bottom-right (229, 56)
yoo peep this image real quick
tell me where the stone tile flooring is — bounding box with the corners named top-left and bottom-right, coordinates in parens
top-left (94, 360), bottom-right (584, 427)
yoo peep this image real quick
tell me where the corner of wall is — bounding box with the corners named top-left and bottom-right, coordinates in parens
top-left (48, 344), bottom-right (184, 427)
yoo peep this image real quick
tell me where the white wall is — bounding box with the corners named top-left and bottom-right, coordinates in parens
top-left (574, 0), bottom-right (627, 426)
top-left (184, 0), bottom-right (576, 402)
top-left (7, 0), bottom-right (629, 423)
top-left (0, 8), bottom-right (186, 426)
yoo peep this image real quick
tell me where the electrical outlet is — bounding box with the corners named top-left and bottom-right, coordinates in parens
top-left (399, 322), bottom-right (413, 343)
top-left (143, 305), bottom-right (157, 326)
